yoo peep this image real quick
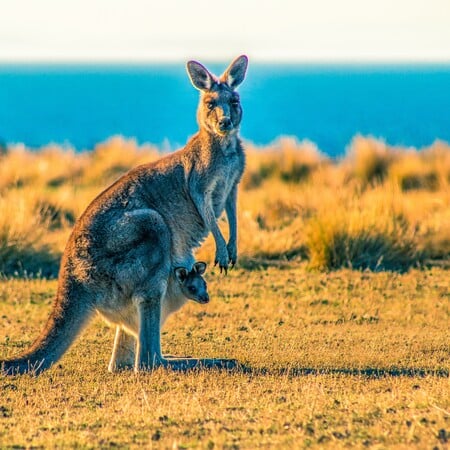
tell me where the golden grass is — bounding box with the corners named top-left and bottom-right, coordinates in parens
top-left (0, 189), bottom-right (59, 277)
top-left (0, 267), bottom-right (449, 448)
top-left (0, 136), bottom-right (449, 447)
top-left (0, 135), bottom-right (449, 276)
top-left (242, 137), bottom-right (325, 189)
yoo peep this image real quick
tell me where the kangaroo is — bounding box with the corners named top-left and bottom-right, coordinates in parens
top-left (0, 55), bottom-right (248, 375)
top-left (107, 261), bottom-right (209, 372)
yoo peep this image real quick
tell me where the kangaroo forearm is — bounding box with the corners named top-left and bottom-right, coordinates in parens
top-left (209, 218), bottom-right (226, 247)
top-left (225, 204), bottom-right (237, 245)
top-left (200, 208), bottom-right (227, 254)
top-left (191, 192), bottom-right (227, 247)
top-left (225, 187), bottom-right (238, 268)
top-left (193, 197), bottom-right (229, 269)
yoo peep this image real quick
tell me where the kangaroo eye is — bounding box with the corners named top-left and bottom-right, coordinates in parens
top-left (206, 101), bottom-right (215, 110)
top-left (231, 99), bottom-right (239, 106)
top-left (188, 286), bottom-right (196, 293)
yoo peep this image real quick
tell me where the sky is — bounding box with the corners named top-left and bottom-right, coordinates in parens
top-left (0, 0), bottom-right (449, 63)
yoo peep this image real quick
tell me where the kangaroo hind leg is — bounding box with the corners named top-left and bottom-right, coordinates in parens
top-left (134, 278), bottom-right (168, 371)
top-left (108, 327), bottom-right (136, 373)
top-left (135, 276), bottom-right (238, 372)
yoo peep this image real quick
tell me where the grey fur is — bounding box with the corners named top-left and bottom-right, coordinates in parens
top-left (0, 55), bottom-right (248, 375)
top-left (108, 262), bottom-right (210, 372)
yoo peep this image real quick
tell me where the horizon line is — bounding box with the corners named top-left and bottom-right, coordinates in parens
top-left (1, 57), bottom-right (450, 66)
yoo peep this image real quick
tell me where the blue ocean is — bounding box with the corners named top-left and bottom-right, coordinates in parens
top-left (0, 63), bottom-right (449, 157)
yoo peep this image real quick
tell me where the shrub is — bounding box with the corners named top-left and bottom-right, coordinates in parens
top-left (345, 136), bottom-right (396, 186)
top-left (0, 144), bottom-right (86, 192)
top-left (305, 207), bottom-right (422, 272)
top-left (35, 200), bottom-right (76, 230)
top-left (0, 192), bottom-right (60, 277)
top-left (82, 136), bottom-right (160, 186)
top-left (242, 138), bottom-right (325, 189)
top-left (389, 142), bottom-right (450, 191)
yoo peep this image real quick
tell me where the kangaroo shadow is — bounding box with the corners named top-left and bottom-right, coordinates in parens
top-left (236, 364), bottom-right (449, 379)
top-left (165, 359), bottom-right (449, 378)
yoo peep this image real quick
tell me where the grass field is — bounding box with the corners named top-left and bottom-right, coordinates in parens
top-left (0, 267), bottom-right (449, 448)
top-left (0, 136), bottom-right (449, 448)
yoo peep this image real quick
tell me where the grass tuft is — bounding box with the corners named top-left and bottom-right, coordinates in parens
top-left (0, 192), bottom-right (60, 277)
top-left (242, 137), bottom-right (325, 189)
top-left (305, 205), bottom-right (422, 272)
top-left (345, 135), bottom-right (395, 185)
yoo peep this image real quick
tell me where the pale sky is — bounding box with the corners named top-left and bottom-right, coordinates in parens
top-left (0, 0), bottom-right (449, 62)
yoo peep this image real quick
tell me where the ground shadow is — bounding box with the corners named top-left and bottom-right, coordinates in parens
top-left (237, 365), bottom-right (449, 378)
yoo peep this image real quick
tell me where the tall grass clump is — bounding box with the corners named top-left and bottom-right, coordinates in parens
top-left (345, 135), bottom-right (396, 186)
top-left (81, 136), bottom-right (160, 186)
top-left (305, 201), bottom-right (422, 272)
top-left (242, 137), bottom-right (326, 189)
top-left (0, 144), bottom-right (87, 191)
top-left (0, 191), bottom-right (59, 277)
top-left (388, 140), bottom-right (450, 191)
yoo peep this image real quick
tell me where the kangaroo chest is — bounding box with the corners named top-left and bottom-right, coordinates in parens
top-left (209, 153), bottom-right (241, 217)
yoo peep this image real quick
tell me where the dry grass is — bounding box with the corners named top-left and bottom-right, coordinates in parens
top-left (303, 192), bottom-right (422, 271)
top-left (0, 189), bottom-right (59, 277)
top-left (0, 267), bottom-right (449, 448)
top-left (0, 136), bottom-right (449, 447)
top-left (242, 137), bottom-right (325, 189)
top-left (0, 135), bottom-right (449, 276)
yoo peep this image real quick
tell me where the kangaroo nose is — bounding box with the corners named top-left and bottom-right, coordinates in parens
top-left (219, 117), bottom-right (232, 130)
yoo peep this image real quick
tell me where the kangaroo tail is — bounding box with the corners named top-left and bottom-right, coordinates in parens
top-left (1, 281), bottom-right (93, 376)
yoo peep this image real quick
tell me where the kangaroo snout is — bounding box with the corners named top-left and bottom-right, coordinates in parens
top-left (219, 117), bottom-right (233, 132)
top-left (196, 293), bottom-right (210, 304)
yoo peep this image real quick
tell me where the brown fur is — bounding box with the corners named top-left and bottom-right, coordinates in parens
top-left (108, 261), bottom-right (210, 372)
top-left (0, 55), bottom-right (248, 375)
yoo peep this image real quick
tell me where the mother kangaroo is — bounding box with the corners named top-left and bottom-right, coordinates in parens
top-left (1, 55), bottom-right (248, 375)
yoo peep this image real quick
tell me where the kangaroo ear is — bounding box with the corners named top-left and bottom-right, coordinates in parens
top-left (221, 55), bottom-right (248, 89)
top-left (193, 261), bottom-right (207, 275)
top-left (174, 267), bottom-right (188, 283)
top-left (186, 60), bottom-right (216, 91)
